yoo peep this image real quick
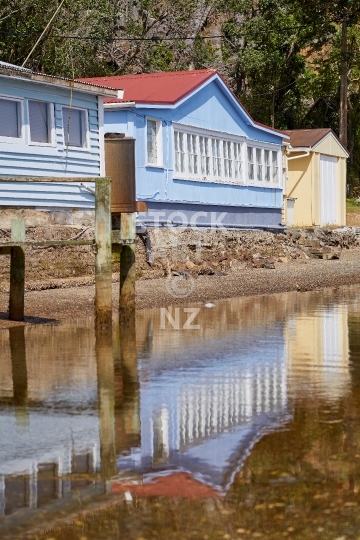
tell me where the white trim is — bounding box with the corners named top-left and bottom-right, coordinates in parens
top-left (172, 123), bottom-right (282, 188)
top-left (104, 101), bottom-right (136, 109)
top-left (27, 99), bottom-right (56, 147)
top-left (98, 96), bottom-right (105, 175)
top-left (0, 94), bottom-right (25, 144)
top-left (145, 116), bottom-right (163, 168)
top-left (312, 131), bottom-right (349, 158)
top-left (61, 105), bottom-right (90, 150)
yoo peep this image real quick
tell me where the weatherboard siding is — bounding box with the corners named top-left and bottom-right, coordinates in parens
top-left (104, 78), bottom-right (283, 222)
top-left (0, 76), bottom-right (101, 208)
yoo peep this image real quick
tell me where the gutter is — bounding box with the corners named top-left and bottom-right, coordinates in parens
top-left (287, 150), bottom-right (310, 161)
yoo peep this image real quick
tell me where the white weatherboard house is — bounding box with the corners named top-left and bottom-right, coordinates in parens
top-left (0, 62), bottom-right (121, 212)
top-left (82, 70), bottom-right (288, 230)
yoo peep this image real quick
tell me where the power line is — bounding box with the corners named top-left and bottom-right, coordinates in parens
top-left (0, 26), bottom-right (310, 42)
top-left (252, 80), bottom-right (298, 97)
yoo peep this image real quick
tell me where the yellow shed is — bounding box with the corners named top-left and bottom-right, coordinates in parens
top-left (283, 129), bottom-right (349, 227)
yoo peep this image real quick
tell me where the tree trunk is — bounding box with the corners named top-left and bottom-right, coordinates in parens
top-left (339, 19), bottom-right (348, 148)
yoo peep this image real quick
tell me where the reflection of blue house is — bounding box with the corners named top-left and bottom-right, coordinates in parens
top-left (117, 324), bottom-right (290, 491)
top-left (82, 70), bottom-right (288, 230)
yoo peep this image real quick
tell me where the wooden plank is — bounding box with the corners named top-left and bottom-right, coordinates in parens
top-left (0, 176), bottom-right (111, 183)
top-left (0, 240), bottom-right (95, 247)
top-left (95, 177), bottom-right (112, 331)
top-left (119, 213), bottom-right (136, 319)
top-left (9, 219), bottom-right (25, 321)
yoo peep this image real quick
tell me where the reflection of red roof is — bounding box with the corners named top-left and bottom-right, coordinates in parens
top-left (79, 70), bottom-right (216, 105)
top-left (111, 472), bottom-right (220, 498)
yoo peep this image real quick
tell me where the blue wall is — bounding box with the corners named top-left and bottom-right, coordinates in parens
top-left (0, 76), bottom-right (101, 208)
top-left (104, 78), bottom-right (284, 227)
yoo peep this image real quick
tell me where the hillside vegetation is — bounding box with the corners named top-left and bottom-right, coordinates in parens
top-left (1, 0), bottom-right (360, 188)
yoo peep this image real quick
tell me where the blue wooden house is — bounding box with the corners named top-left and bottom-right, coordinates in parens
top-left (83, 70), bottom-right (288, 229)
top-left (0, 62), bottom-right (120, 209)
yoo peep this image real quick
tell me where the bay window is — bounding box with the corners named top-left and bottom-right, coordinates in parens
top-left (173, 124), bottom-right (280, 186)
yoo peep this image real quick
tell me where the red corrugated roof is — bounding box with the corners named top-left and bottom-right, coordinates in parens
top-left (79, 69), bottom-right (287, 138)
top-left (79, 69), bottom-right (217, 105)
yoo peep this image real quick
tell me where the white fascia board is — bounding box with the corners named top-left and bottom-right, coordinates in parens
top-left (311, 131), bottom-right (350, 158)
top-left (104, 101), bottom-right (136, 109)
top-left (287, 146), bottom-right (312, 152)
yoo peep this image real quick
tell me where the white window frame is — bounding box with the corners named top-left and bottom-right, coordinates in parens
top-left (0, 95), bottom-right (25, 144)
top-left (246, 141), bottom-right (282, 188)
top-left (27, 99), bottom-right (55, 147)
top-left (173, 123), bottom-right (246, 185)
top-left (62, 105), bottom-right (90, 150)
top-left (172, 123), bottom-right (281, 188)
top-left (145, 117), bottom-right (163, 168)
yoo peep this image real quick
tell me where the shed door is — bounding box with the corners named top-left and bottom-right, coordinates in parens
top-left (320, 155), bottom-right (338, 226)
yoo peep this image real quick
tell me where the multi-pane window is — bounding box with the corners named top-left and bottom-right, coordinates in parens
top-left (0, 98), bottom-right (21, 138)
top-left (187, 134), bottom-right (198, 174)
top-left (29, 100), bottom-right (51, 144)
top-left (62, 107), bottom-right (87, 148)
top-left (264, 150), bottom-right (271, 182)
top-left (199, 136), bottom-right (211, 176)
top-left (173, 127), bottom-right (279, 186)
top-left (247, 147), bottom-right (254, 181)
top-left (233, 142), bottom-right (243, 180)
top-left (212, 139), bottom-right (222, 177)
top-left (146, 119), bottom-right (158, 164)
top-left (175, 131), bottom-right (186, 173)
top-left (223, 141), bottom-right (232, 179)
top-left (272, 151), bottom-right (279, 182)
top-left (256, 148), bottom-right (263, 181)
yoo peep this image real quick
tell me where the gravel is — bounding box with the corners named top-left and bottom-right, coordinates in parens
top-left (1, 247), bottom-right (360, 329)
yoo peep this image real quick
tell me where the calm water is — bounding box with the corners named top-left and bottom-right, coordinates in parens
top-left (1, 286), bottom-right (360, 539)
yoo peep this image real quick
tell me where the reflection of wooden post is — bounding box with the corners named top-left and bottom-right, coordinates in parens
top-left (119, 213), bottom-right (136, 320)
top-left (95, 178), bottom-right (112, 331)
top-left (9, 326), bottom-right (29, 426)
top-left (119, 317), bottom-right (141, 446)
top-left (96, 327), bottom-right (117, 481)
top-left (9, 219), bottom-right (25, 321)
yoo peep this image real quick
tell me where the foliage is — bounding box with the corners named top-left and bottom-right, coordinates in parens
top-left (1, 0), bottom-right (360, 185)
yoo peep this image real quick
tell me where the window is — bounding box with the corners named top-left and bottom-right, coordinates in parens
top-left (264, 150), bottom-right (271, 182)
top-left (224, 141), bottom-right (232, 179)
top-left (62, 107), bottom-right (87, 148)
top-left (187, 134), bottom-right (198, 174)
top-left (272, 151), bottom-right (279, 183)
top-left (0, 98), bottom-right (21, 139)
top-left (174, 131), bottom-right (186, 173)
top-left (173, 124), bottom-right (279, 187)
top-left (233, 142), bottom-right (243, 181)
top-left (146, 118), bottom-right (162, 166)
top-left (29, 100), bottom-right (52, 144)
top-left (199, 136), bottom-right (211, 176)
top-left (247, 147), bottom-right (254, 181)
top-left (256, 148), bottom-right (263, 181)
top-left (212, 138), bottom-right (222, 177)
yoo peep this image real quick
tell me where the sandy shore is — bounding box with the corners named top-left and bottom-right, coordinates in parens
top-left (1, 247), bottom-right (360, 328)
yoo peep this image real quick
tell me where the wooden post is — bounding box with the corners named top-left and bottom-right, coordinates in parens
top-left (119, 212), bottom-right (136, 320)
top-left (95, 177), bottom-right (112, 331)
top-left (9, 219), bottom-right (25, 321)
